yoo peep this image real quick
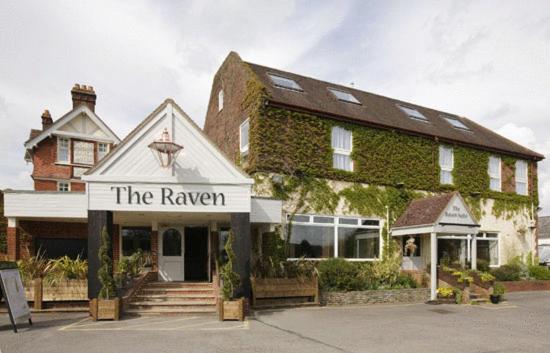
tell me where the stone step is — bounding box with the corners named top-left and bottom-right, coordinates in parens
top-left (133, 293), bottom-right (216, 301)
top-left (140, 288), bottom-right (215, 296)
top-left (130, 300), bottom-right (215, 307)
top-left (125, 307), bottom-right (217, 315)
top-left (146, 282), bottom-right (213, 288)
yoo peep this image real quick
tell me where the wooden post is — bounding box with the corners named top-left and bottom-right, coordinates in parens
top-left (471, 233), bottom-right (477, 270)
top-left (33, 278), bottom-right (43, 310)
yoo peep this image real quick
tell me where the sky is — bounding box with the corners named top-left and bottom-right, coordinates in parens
top-left (1, 0), bottom-right (550, 213)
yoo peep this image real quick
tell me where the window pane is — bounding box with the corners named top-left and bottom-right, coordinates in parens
top-left (313, 216), bottom-right (334, 224)
top-left (477, 239), bottom-right (498, 266)
top-left (58, 138), bottom-right (69, 162)
top-left (121, 227), bottom-right (151, 257)
top-left (339, 218), bottom-right (359, 225)
top-left (440, 170), bottom-right (453, 185)
top-left (398, 105), bottom-right (428, 122)
top-left (218, 90), bottom-right (224, 111)
top-left (490, 177), bottom-right (501, 191)
top-left (289, 224), bottom-right (334, 258)
top-left (290, 215), bottom-right (310, 223)
top-left (439, 146), bottom-right (453, 169)
top-left (268, 74), bottom-right (302, 91)
top-left (331, 127), bottom-right (352, 151)
top-left (338, 228), bottom-right (379, 259)
top-left (516, 182), bottom-right (527, 196)
top-left (240, 120), bottom-right (249, 151)
top-left (361, 219), bottom-right (380, 226)
top-left (98, 143), bottom-right (108, 160)
top-left (333, 153), bottom-right (352, 171)
top-left (162, 228), bottom-right (182, 256)
top-left (329, 88), bottom-right (360, 104)
top-left (488, 156), bottom-right (500, 176)
top-left (444, 116), bottom-right (470, 130)
top-left (516, 160), bottom-right (527, 180)
top-left (403, 236), bottom-right (421, 257)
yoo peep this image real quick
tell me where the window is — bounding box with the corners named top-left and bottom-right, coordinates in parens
top-left (488, 156), bottom-right (501, 191)
top-left (439, 145), bottom-right (454, 185)
top-left (57, 182), bottom-right (70, 192)
top-left (515, 160), bottom-right (528, 195)
top-left (239, 119), bottom-right (250, 154)
top-left (268, 73), bottom-right (303, 91)
top-left (121, 227), bottom-right (151, 257)
top-left (162, 228), bottom-right (182, 257)
top-left (288, 214), bottom-right (381, 260)
top-left (331, 126), bottom-right (353, 171)
top-left (477, 233), bottom-right (499, 267)
top-left (98, 143), bottom-right (109, 161)
top-left (403, 236), bottom-right (422, 257)
top-left (57, 137), bottom-right (70, 163)
top-left (397, 105), bottom-right (428, 122)
top-left (328, 88), bottom-right (361, 104)
top-left (443, 116), bottom-right (471, 131)
top-left (218, 89), bottom-right (224, 111)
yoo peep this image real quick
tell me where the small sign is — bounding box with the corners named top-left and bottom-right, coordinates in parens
top-left (73, 141), bottom-right (95, 165)
top-left (0, 269), bottom-right (32, 333)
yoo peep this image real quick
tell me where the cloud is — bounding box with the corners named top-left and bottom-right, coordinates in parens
top-left (0, 0), bottom-right (549, 215)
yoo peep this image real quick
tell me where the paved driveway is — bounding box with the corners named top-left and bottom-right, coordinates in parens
top-left (1, 291), bottom-right (549, 353)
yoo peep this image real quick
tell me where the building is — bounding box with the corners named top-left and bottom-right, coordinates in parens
top-left (203, 52), bottom-right (543, 299)
top-left (538, 216), bottom-right (550, 265)
top-left (2, 52), bottom-right (544, 302)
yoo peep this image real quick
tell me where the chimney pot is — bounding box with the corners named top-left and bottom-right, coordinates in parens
top-left (71, 83), bottom-right (97, 112)
top-left (41, 109), bottom-right (53, 130)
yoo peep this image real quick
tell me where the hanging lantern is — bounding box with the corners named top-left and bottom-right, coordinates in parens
top-left (148, 128), bottom-right (183, 168)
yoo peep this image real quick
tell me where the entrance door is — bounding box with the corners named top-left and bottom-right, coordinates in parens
top-left (159, 227), bottom-right (185, 281)
top-left (184, 226), bottom-right (209, 281)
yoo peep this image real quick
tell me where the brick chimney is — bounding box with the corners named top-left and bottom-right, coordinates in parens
top-left (71, 84), bottom-right (96, 112)
top-left (41, 110), bottom-right (53, 130)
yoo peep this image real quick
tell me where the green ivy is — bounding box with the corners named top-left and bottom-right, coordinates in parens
top-left (243, 87), bottom-right (538, 220)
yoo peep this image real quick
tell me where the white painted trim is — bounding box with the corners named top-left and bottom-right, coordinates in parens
top-left (7, 218), bottom-right (17, 228)
top-left (25, 105), bottom-right (120, 149)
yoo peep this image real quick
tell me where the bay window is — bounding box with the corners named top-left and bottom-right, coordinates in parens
top-left (515, 160), bottom-right (528, 195)
top-left (488, 156), bottom-right (501, 191)
top-left (331, 126), bottom-right (353, 171)
top-left (439, 145), bottom-right (453, 185)
top-left (287, 214), bottom-right (380, 260)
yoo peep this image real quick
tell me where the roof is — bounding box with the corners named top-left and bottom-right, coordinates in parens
top-left (538, 216), bottom-right (550, 239)
top-left (28, 129), bottom-right (41, 140)
top-left (393, 192), bottom-right (456, 228)
top-left (246, 62), bottom-right (544, 160)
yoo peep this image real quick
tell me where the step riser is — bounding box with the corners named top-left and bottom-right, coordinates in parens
top-left (141, 289), bottom-right (214, 294)
top-left (133, 297), bottom-right (216, 303)
top-left (128, 305), bottom-right (216, 312)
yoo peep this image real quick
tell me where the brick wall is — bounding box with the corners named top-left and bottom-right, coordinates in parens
top-left (320, 288), bottom-right (430, 306)
top-left (31, 137), bottom-right (72, 181)
top-left (502, 162), bottom-right (515, 193)
top-left (7, 227), bottom-right (19, 260)
top-left (203, 52), bottom-right (255, 163)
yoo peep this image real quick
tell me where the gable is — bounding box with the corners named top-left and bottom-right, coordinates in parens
top-left (437, 194), bottom-right (477, 226)
top-left (57, 113), bottom-right (110, 139)
top-left (25, 105), bottom-right (120, 149)
top-left (83, 99), bottom-right (252, 185)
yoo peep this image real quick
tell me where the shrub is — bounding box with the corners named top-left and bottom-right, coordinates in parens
top-left (98, 226), bottom-right (116, 300)
top-left (478, 271), bottom-right (495, 282)
top-left (476, 259), bottom-right (490, 272)
top-left (393, 273), bottom-right (418, 289)
top-left (492, 283), bottom-right (505, 296)
top-left (17, 249), bottom-right (53, 284)
top-left (437, 287), bottom-right (453, 297)
top-left (220, 230), bottom-right (240, 300)
top-left (528, 265), bottom-right (550, 280)
top-left (491, 264), bottom-right (521, 281)
top-left (317, 258), bottom-right (366, 291)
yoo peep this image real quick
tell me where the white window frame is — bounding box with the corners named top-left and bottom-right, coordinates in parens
top-left (286, 214), bottom-right (382, 261)
top-left (488, 156), bottom-right (502, 192)
top-left (331, 126), bottom-right (353, 172)
top-left (476, 232), bottom-right (500, 268)
top-left (97, 142), bottom-right (109, 161)
top-left (218, 89), bottom-right (224, 111)
top-left (57, 137), bottom-right (70, 164)
top-left (57, 181), bottom-right (70, 192)
top-left (439, 145), bottom-right (454, 185)
top-left (328, 88), bottom-right (361, 104)
top-left (239, 118), bottom-right (250, 154)
top-left (515, 160), bottom-right (528, 196)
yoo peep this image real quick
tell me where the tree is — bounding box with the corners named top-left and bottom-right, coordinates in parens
top-left (220, 230), bottom-right (240, 300)
top-left (98, 226), bottom-right (116, 299)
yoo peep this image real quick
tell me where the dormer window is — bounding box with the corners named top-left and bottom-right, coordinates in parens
top-left (443, 116), bottom-right (471, 131)
top-left (268, 74), bottom-right (303, 91)
top-left (57, 137), bottom-right (70, 163)
top-left (218, 89), bottom-right (224, 111)
top-left (398, 105), bottom-right (428, 122)
top-left (328, 88), bottom-right (360, 104)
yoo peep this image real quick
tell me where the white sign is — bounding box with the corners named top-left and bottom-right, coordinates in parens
top-left (439, 196), bottom-right (476, 225)
top-left (0, 269), bottom-right (31, 323)
top-left (73, 141), bottom-right (95, 165)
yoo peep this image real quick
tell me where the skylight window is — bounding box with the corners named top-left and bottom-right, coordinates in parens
top-left (328, 88), bottom-right (361, 104)
top-left (268, 73), bottom-right (303, 91)
top-left (443, 116), bottom-right (471, 131)
top-left (397, 105), bottom-right (428, 122)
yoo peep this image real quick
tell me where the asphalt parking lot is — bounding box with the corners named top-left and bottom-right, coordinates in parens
top-left (1, 291), bottom-right (549, 353)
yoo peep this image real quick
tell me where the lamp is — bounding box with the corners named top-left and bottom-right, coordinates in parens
top-left (148, 128), bottom-right (183, 168)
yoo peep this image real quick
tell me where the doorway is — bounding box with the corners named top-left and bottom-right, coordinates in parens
top-left (184, 226), bottom-right (209, 281)
top-left (159, 226), bottom-right (185, 281)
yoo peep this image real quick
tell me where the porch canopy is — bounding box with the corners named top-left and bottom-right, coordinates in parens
top-left (391, 191), bottom-right (480, 301)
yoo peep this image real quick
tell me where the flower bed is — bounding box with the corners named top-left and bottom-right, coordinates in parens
top-left (498, 280), bottom-right (550, 292)
top-left (320, 288), bottom-right (430, 306)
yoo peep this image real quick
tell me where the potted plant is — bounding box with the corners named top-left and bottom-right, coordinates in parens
top-left (219, 230), bottom-right (244, 321)
top-left (90, 226), bottom-right (120, 320)
top-left (490, 283), bottom-right (505, 304)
